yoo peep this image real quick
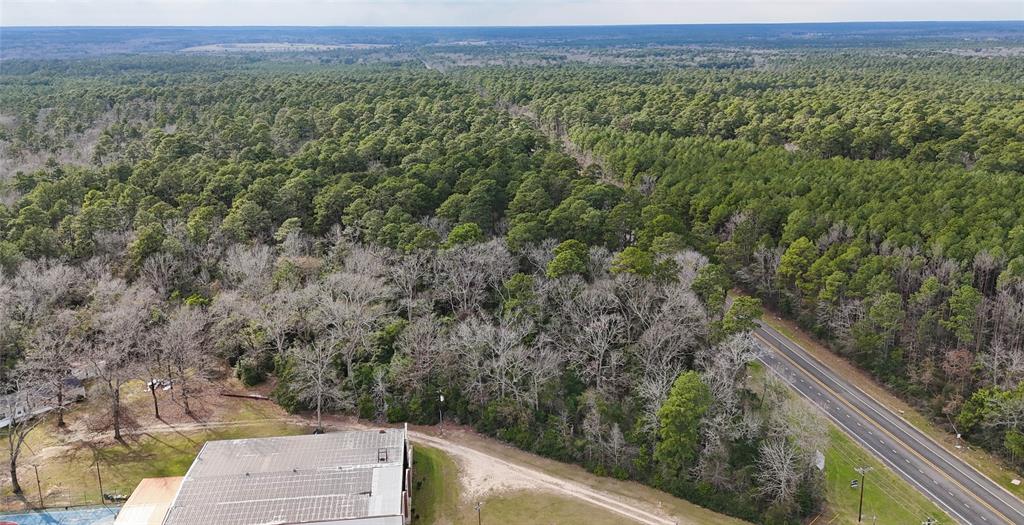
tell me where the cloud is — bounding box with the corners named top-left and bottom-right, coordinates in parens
top-left (1, 0), bottom-right (1021, 26)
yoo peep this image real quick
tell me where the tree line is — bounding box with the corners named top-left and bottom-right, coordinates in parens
top-left (0, 61), bottom-right (828, 523)
top-left (2, 47), bottom-right (1022, 518)
top-left (469, 53), bottom-right (1024, 463)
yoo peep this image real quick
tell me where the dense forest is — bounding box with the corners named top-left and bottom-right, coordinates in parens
top-left (1, 26), bottom-right (1023, 523)
top-left (468, 51), bottom-right (1024, 465)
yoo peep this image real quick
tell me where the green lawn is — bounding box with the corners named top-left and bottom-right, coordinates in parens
top-left (824, 427), bottom-right (949, 524)
top-left (412, 445), bottom-right (463, 525)
top-left (410, 445), bottom-right (647, 525)
top-left (4, 420), bottom-right (307, 508)
top-left (476, 491), bottom-right (641, 525)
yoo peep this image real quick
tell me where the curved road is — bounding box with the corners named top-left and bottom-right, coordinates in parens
top-left (755, 323), bottom-right (1024, 525)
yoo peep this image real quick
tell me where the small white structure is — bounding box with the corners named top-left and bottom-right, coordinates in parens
top-left (0, 376), bottom-right (85, 429)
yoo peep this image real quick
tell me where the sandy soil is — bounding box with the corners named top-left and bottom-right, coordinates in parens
top-left (409, 429), bottom-right (675, 525)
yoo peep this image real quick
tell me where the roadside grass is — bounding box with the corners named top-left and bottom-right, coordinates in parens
top-left (747, 361), bottom-right (950, 524)
top-left (759, 311), bottom-right (1024, 499)
top-left (823, 427), bottom-right (948, 524)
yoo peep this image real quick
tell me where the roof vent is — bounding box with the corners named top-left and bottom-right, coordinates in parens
top-left (377, 448), bottom-right (388, 463)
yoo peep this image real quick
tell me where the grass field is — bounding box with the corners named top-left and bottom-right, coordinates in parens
top-left (410, 444), bottom-right (648, 525)
top-left (823, 427), bottom-right (948, 524)
top-left (411, 445), bottom-right (463, 524)
top-left (759, 311), bottom-right (1024, 500)
top-left (1, 376), bottom-right (309, 509)
top-left (2, 418), bottom-right (307, 508)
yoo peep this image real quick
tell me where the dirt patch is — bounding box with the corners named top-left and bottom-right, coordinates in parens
top-left (410, 430), bottom-right (674, 525)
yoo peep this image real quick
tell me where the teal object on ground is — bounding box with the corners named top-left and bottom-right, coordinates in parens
top-left (0, 506), bottom-right (119, 525)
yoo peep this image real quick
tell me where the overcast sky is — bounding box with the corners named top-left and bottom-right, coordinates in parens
top-left (1, 0), bottom-right (1021, 27)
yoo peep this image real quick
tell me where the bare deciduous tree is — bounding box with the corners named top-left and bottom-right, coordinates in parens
top-left (256, 287), bottom-right (311, 359)
top-left (524, 239), bottom-right (558, 273)
top-left (139, 252), bottom-right (179, 296)
top-left (318, 270), bottom-right (393, 381)
top-left (393, 315), bottom-right (448, 391)
top-left (288, 338), bottom-right (345, 432)
top-left (23, 309), bottom-right (81, 427)
top-left (222, 243), bottom-right (275, 297)
top-left (87, 278), bottom-right (157, 440)
top-left (698, 333), bottom-right (762, 413)
top-left (3, 366), bottom-right (47, 494)
top-left (386, 249), bottom-right (431, 320)
top-left (7, 259), bottom-right (84, 326)
top-left (161, 305), bottom-right (212, 417)
top-left (977, 341), bottom-right (1024, 390)
top-left (670, 250), bottom-right (709, 288)
top-left (433, 240), bottom-right (514, 315)
top-left (756, 438), bottom-right (801, 507)
top-left (742, 245), bottom-right (782, 295)
top-left (370, 366), bottom-right (390, 422)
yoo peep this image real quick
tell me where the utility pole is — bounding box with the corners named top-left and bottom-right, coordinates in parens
top-left (438, 393), bottom-right (445, 436)
top-left (93, 448), bottom-right (104, 504)
top-left (32, 464), bottom-right (43, 509)
top-left (475, 501), bottom-right (482, 525)
top-left (855, 466), bottom-right (873, 522)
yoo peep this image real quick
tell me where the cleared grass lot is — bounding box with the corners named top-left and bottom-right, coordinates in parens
top-left (411, 444), bottom-right (646, 525)
top-left (1, 376), bottom-right (308, 509)
top-left (2, 416), bottom-right (307, 508)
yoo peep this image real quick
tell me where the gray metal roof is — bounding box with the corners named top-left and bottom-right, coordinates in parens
top-left (162, 429), bottom-right (407, 525)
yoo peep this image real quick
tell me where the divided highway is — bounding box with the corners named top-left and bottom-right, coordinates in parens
top-left (755, 323), bottom-right (1024, 525)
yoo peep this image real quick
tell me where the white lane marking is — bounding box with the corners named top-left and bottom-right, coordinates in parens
top-left (756, 355), bottom-right (973, 525)
top-left (757, 326), bottom-right (1024, 519)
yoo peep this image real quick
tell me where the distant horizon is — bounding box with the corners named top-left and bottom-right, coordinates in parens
top-left (1, 0), bottom-right (1021, 28)
top-left (2, 19), bottom-right (1022, 29)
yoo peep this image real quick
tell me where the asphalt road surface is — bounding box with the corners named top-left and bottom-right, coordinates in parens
top-left (755, 323), bottom-right (1024, 525)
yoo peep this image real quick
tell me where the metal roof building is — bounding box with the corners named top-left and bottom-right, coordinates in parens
top-left (156, 427), bottom-right (412, 525)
